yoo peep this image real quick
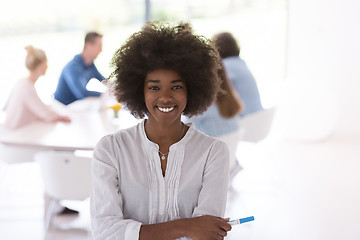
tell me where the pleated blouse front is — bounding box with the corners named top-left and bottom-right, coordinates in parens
top-left (91, 120), bottom-right (229, 240)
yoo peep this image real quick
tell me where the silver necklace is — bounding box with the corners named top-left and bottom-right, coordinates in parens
top-left (159, 124), bottom-right (185, 160)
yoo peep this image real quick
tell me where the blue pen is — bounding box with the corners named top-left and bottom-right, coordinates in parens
top-left (227, 216), bottom-right (255, 225)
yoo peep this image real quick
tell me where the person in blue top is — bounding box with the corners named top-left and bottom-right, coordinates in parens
top-left (212, 32), bottom-right (263, 117)
top-left (190, 66), bottom-right (243, 179)
top-left (191, 67), bottom-right (242, 138)
top-left (54, 32), bottom-right (105, 105)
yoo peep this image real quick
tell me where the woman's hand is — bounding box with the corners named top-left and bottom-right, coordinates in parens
top-left (56, 115), bottom-right (71, 123)
top-left (185, 215), bottom-right (232, 240)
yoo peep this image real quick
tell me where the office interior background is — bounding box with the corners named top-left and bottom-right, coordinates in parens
top-left (1, 0), bottom-right (360, 239)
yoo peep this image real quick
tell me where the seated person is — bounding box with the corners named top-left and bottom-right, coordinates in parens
top-left (4, 45), bottom-right (76, 215)
top-left (4, 46), bottom-right (70, 130)
top-left (54, 32), bottom-right (105, 105)
top-left (212, 32), bottom-right (263, 117)
top-left (191, 67), bottom-right (242, 137)
top-left (190, 67), bottom-right (243, 178)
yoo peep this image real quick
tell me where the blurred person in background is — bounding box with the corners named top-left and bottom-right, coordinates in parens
top-left (54, 32), bottom-right (105, 105)
top-left (4, 45), bottom-right (70, 130)
top-left (191, 67), bottom-right (243, 138)
top-left (213, 32), bottom-right (263, 117)
top-left (190, 66), bottom-right (244, 179)
top-left (3, 45), bottom-right (76, 215)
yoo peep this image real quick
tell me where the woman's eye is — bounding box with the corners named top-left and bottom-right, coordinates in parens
top-left (172, 86), bottom-right (182, 90)
top-left (149, 86), bottom-right (159, 90)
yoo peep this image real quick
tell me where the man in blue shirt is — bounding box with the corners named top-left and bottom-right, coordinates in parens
top-left (54, 32), bottom-right (105, 105)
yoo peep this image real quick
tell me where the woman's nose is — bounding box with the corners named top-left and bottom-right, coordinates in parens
top-left (159, 89), bottom-right (172, 101)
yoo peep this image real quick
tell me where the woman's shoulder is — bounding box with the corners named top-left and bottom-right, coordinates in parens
top-left (188, 125), bottom-right (226, 147)
top-left (93, 123), bottom-right (144, 167)
top-left (7, 78), bottom-right (34, 101)
top-left (96, 122), bottom-right (143, 146)
top-left (186, 127), bottom-right (229, 165)
top-left (13, 78), bottom-right (32, 87)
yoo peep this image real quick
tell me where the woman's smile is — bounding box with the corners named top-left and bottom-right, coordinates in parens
top-left (157, 106), bottom-right (175, 113)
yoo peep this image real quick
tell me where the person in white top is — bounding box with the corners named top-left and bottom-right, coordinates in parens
top-left (91, 22), bottom-right (232, 239)
top-left (3, 45), bottom-right (75, 215)
top-left (4, 45), bottom-right (70, 130)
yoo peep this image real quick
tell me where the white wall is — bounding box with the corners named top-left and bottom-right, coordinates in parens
top-left (279, 0), bottom-right (360, 140)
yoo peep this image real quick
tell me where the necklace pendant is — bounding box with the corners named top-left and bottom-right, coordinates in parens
top-left (161, 155), bottom-right (166, 160)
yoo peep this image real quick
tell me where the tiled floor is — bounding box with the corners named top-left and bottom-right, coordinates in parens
top-left (1, 133), bottom-right (360, 239)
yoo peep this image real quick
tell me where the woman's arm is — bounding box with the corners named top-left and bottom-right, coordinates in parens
top-left (193, 140), bottom-right (230, 217)
top-left (140, 215), bottom-right (231, 240)
top-left (25, 83), bottom-right (70, 123)
top-left (91, 137), bottom-right (142, 240)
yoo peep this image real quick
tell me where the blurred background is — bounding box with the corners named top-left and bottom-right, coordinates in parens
top-left (1, 0), bottom-right (359, 140)
top-left (1, 0), bottom-right (360, 239)
top-left (0, 0), bottom-right (286, 114)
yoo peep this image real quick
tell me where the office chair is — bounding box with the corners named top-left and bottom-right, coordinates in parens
top-left (34, 151), bottom-right (92, 238)
top-left (217, 128), bottom-right (245, 172)
top-left (239, 107), bottom-right (276, 143)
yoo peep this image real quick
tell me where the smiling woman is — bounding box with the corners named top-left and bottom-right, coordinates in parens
top-left (91, 21), bottom-right (232, 240)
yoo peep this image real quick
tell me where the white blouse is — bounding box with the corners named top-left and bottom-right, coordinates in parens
top-left (91, 120), bottom-right (229, 240)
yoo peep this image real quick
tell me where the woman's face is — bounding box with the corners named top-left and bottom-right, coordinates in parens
top-left (144, 69), bottom-right (187, 126)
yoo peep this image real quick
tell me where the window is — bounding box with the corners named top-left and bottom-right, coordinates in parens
top-left (0, 0), bottom-right (287, 108)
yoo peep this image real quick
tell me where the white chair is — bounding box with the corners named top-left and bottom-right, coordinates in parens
top-left (217, 128), bottom-right (245, 172)
top-left (34, 151), bottom-right (92, 238)
top-left (239, 107), bottom-right (276, 142)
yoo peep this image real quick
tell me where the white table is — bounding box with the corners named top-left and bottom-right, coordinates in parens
top-left (0, 99), bottom-right (142, 221)
top-left (0, 109), bottom-right (140, 152)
